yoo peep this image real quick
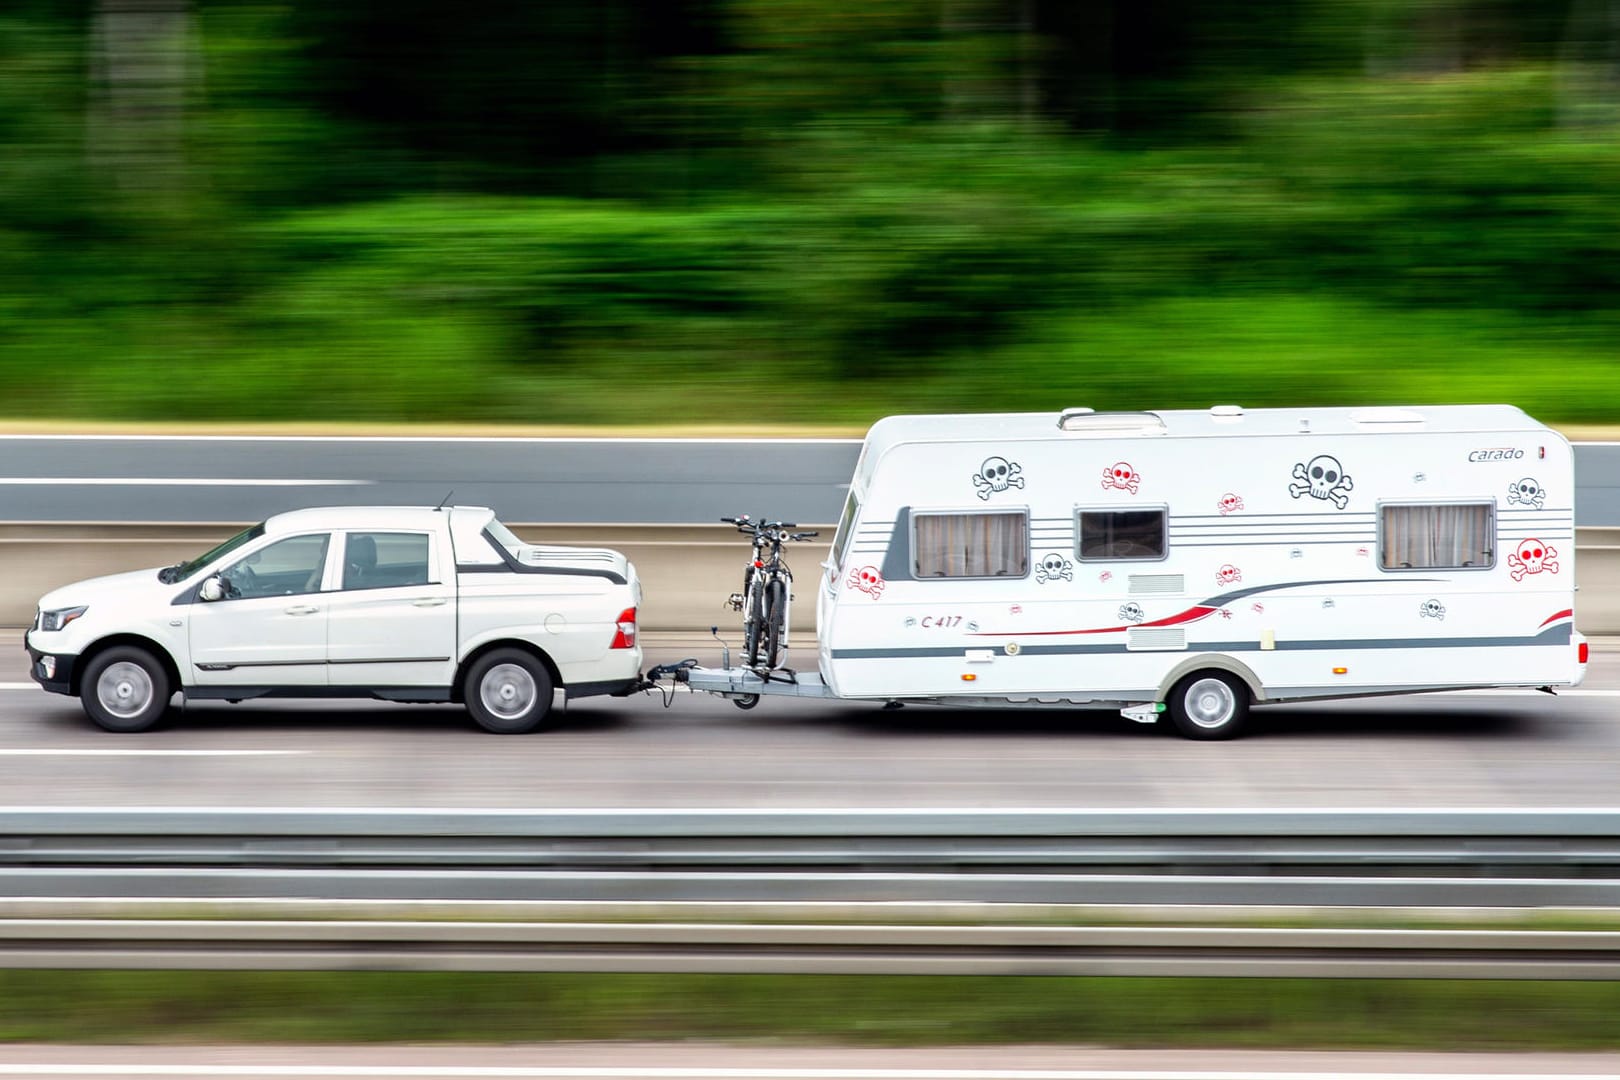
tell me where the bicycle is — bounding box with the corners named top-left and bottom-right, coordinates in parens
top-left (721, 515), bottom-right (818, 671)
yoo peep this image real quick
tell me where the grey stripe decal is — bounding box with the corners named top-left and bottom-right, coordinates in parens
top-left (831, 622), bottom-right (1571, 661)
top-left (197, 656), bottom-right (450, 671)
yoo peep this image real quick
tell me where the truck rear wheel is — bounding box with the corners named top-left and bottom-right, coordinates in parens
top-left (464, 648), bottom-right (554, 734)
top-left (81, 645), bottom-right (171, 733)
top-left (1166, 670), bottom-right (1249, 740)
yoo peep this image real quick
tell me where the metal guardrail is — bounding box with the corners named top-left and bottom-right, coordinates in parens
top-left (4, 919), bottom-right (1619, 979)
top-left (4, 808), bottom-right (1620, 908)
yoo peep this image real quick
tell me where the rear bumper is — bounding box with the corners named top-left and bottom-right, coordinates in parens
top-left (567, 677), bottom-right (641, 701)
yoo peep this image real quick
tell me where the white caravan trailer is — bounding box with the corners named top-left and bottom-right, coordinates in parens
top-left (658, 405), bottom-right (1587, 738)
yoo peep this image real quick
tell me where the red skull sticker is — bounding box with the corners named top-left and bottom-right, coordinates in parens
top-left (1507, 539), bottom-right (1559, 582)
top-left (1216, 564), bottom-right (1242, 586)
top-left (1101, 462), bottom-right (1141, 494)
top-left (847, 565), bottom-right (885, 598)
top-left (1217, 492), bottom-right (1244, 516)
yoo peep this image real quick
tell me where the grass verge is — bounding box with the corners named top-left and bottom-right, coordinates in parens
top-left (1, 972), bottom-right (1619, 1048)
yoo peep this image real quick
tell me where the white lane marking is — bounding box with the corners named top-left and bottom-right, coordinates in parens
top-left (0, 478), bottom-right (370, 486)
top-left (0, 749), bottom-right (303, 760)
top-left (0, 683), bottom-right (38, 690)
top-left (0, 1068), bottom-right (1611, 1079)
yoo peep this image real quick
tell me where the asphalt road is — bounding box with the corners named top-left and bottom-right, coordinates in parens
top-left (2, 436), bottom-right (1617, 526)
top-left (2, 633), bottom-right (1616, 811)
top-left (0, 1046), bottom-right (1615, 1080)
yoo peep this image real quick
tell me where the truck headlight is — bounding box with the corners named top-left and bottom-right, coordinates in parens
top-left (38, 606), bottom-right (87, 632)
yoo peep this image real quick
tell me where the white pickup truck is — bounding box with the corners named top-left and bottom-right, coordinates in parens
top-left (24, 505), bottom-right (643, 734)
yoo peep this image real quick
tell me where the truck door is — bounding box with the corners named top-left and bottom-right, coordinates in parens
top-left (324, 530), bottom-right (457, 688)
top-left (189, 532), bottom-right (332, 686)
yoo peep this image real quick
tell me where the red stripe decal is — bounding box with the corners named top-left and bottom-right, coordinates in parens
top-left (1539, 608), bottom-right (1574, 628)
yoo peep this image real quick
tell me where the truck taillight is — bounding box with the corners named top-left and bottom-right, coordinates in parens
top-left (1579, 641), bottom-right (1589, 665)
top-left (610, 607), bottom-right (637, 649)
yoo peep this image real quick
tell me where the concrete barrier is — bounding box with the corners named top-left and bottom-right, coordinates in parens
top-left (5, 523), bottom-right (1617, 632)
top-left (0, 523), bottom-right (834, 633)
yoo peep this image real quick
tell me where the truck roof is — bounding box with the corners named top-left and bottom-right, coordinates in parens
top-left (262, 505), bottom-right (492, 535)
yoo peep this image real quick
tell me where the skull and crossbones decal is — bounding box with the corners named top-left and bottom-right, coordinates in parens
top-left (1117, 603), bottom-right (1145, 624)
top-left (1507, 478), bottom-right (1545, 510)
top-left (1216, 492), bottom-right (1244, 516)
top-left (1101, 462), bottom-right (1140, 494)
top-left (1419, 599), bottom-right (1446, 620)
top-left (1035, 553), bottom-right (1073, 585)
top-left (972, 456), bottom-right (1024, 500)
top-left (1215, 564), bottom-right (1242, 587)
top-left (1508, 539), bottom-right (1558, 582)
top-left (846, 565), bottom-right (885, 598)
top-left (1289, 454), bottom-right (1354, 509)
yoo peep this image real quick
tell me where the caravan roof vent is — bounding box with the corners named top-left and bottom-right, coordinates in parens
top-left (1057, 410), bottom-right (1168, 436)
top-left (1209, 405), bottom-right (1244, 418)
top-left (1350, 407), bottom-right (1426, 425)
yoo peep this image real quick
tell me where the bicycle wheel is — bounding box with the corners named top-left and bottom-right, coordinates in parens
top-left (742, 579), bottom-right (766, 668)
top-left (762, 578), bottom-right (787, 669)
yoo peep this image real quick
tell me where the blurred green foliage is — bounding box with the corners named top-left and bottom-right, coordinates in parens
top-left (3, 971), bottom-right (1620, 1047)
top-left (0, 0), bottom-right (1617, 424)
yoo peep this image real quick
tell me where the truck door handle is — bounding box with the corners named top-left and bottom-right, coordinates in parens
top-left (412, 597), bottom-right (448, 607)
top-left (284, 604), bottom-right (321, 616)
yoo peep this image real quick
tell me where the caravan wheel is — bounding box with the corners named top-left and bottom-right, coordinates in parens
top-left (1166, 671), bottom-right (1249, 740)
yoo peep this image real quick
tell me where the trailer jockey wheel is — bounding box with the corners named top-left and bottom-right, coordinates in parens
top-left (1166, 670), bottom-right (1249, 740)
top-left (732, 694), bottom-right (760, 710)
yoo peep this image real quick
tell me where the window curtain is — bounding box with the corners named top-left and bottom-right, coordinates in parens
top-left (914, 512), bottom-right (1028, 577)
top-left (1381, 504), bottom-right (1493, 569)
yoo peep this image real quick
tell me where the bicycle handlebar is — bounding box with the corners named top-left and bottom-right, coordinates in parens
top-left (722, 516), bottom-right (812, 539)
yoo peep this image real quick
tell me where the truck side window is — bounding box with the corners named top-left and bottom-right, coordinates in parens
top-left (342, 532), bottom-right (433, 590)
top-left (220, 534), bottom-right (330, 599)
top-left (1076, 509), bottom-right (1166, 561)
top-left (913, 511), bottom-right (1029, 578)
top-left (1379, 503), bottom-right (1494, 570)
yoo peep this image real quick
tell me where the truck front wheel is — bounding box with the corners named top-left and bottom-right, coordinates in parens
top-left (464, 649), bottom-right (554, 734)
top-left (81, 645), bottom-right (171, 733)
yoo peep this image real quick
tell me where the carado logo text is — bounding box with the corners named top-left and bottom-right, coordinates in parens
top-left (1468, 447), bottom-right (1524, 462)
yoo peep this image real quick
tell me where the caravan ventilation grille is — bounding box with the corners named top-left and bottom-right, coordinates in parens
top-left (1126, 627), bottom-right (1187, 652)
top-left (1128, 574), bottom-right (1185, 596)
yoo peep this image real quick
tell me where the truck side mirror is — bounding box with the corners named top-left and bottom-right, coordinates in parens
top-left (199, 576), bottom-right (225, 602)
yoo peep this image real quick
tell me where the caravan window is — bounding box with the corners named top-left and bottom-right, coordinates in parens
top-left (830, 491), bottom-right (861, 573)
top-left (1379, 502), bottom-right (1495, 570)
top-left (913, 511), bottom-right (1029, 578)
top-left (1076, 508), bottom-right (1167, 561)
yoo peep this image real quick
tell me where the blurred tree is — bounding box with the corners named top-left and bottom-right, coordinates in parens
top-left (88, 0), bottom-right (199, 197)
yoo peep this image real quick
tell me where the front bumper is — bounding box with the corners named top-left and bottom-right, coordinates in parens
top-left (23, 634), bottom-right (77, 696)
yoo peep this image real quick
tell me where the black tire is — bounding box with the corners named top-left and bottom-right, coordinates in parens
top-left (80, 645), bottom-right (171, 733)
top-left (463, 648), bottom-right (554, 734)
top-left (1166, 670), bottom-right (1250, 740)
top-left (732, 694), bottom-right (760, 710)
top-left (761, 578), bottom-right (786, 669)
top-left (742, 580), bottom-right (766, 668)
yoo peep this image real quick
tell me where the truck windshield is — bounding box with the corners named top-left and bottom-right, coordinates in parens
top-left (159, 522), bottom-right (266, 583)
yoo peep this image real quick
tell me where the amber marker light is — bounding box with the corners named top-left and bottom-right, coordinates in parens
top-left (1332, 667), bottom-right (1348, 675)
top-left (961, 673), bottom-right (977, 682)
